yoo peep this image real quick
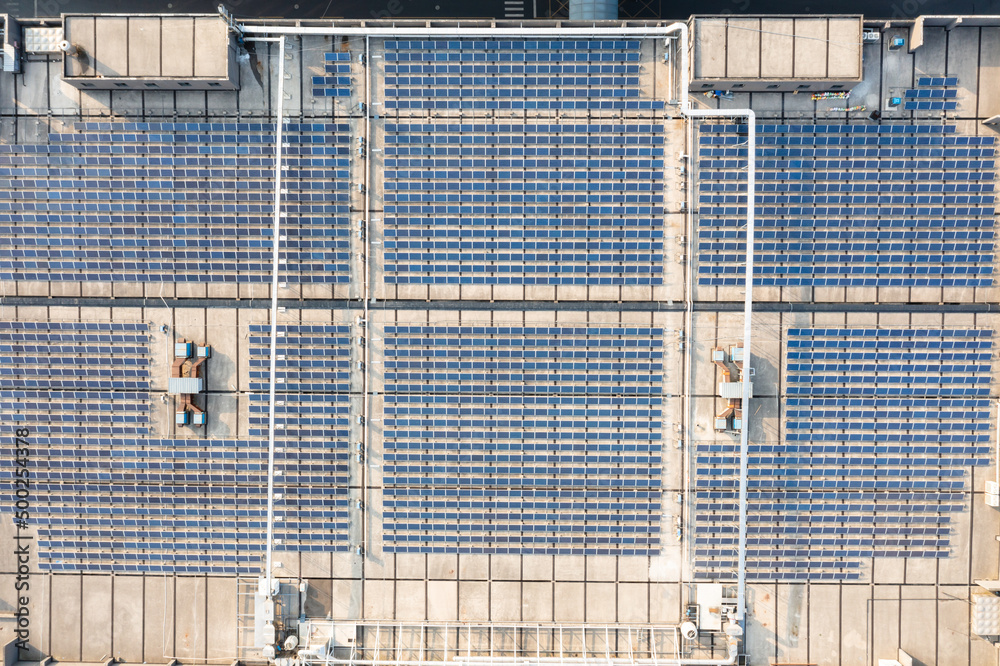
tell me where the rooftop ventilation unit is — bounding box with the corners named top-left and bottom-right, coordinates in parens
top-left (987, 481), bottom-right (1000, 507)
top-left (169, 338), bottom-right (211, 427)
top-left (711, 345), bottom-right (752, 432)
top-left (23, 26), bottom-right (63, 53)
top-left (973, 588), bottom-right (1000, 644)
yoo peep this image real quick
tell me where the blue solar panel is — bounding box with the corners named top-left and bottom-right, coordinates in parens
top-left (917, 77), bottom-right (959, 87)
top-left (383, 123), bottom-right (666, 287)
top-left (380, 41), bottom-right (666, 287)
top-left (313, 52), bottom-right (353, 98)
top-left (385, 40), bottom-right (664, 110)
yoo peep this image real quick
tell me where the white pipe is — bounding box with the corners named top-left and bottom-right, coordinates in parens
top-left (459, 652), bottom-right (741, 666)
top-left (239, 14), bottom-right (694, 546)
top-left (297, 640), bottom-right (738, 666)
top-left (666, 39), bottom-right (672, 103)
top-left (661, 22), bottom-right (688, 112)
top-left (679, 94), bottom-right (694, 587)
top-left (663, 12), bottom-right (753, 627)
top-left (738, 116), bottom-right (754, 626)
top-left (658, 16), bottom-right (697, 609)
top-left (240, 24), bottom-right (693, 38)
top-left (680, 107), bottom-right (754, 623)
top-left (298, 650), bottom-right (738, 666)
top-left (241, 15), bottom-right (747, 658)
top-left (264, 35), bottom-right (287, 598)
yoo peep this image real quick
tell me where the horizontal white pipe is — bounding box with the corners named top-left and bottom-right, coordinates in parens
top-left (305, 620), bottom-right (704, 630)
top-left (240, 24), bottom-right (689, 38)
top-left (302, 651), bottom-right (737, 666)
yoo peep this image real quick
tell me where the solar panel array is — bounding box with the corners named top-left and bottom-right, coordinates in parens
top-left (0, 122), bottom-right (351, 285)
top-left (1, 33), bottom-right (994, 586)
top-left (697, 123), bottom-right (996, 289)
top-left (904, 77), bottom-right (959, 111)
top-left (385, 40), bottom-right (664, 111)
top-left (383, 122), bottom-right (665, 286)
top-left (247, 323), bottom-right (354, 554)
top-left (694, 327), bottom-right (993, 581)
top-left (0, 319), bottom-right (357, 574)
top-left (313, 52), bottom-right (353, 98)
top-left (0, 321), bottom-right (260, 573)
top-left (33, 438), bottom-right (274, 574)
top-left (382, 325), bottom-right (664, 554)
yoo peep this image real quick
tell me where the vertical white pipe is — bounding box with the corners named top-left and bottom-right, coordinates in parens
top-left (666, 37), bottom-right (673, 106)
top-left (680, 86), bottom-right (694, 589)
top-left (264, 35), bottom-right (287, 597)
top-left (666, 15), bottom-right (694, 599)
top-left (662, 23), bottom-right (689, 112)
top-left (736, 116), bottom-right (755, 622)
top-left (668, 14), bottom-right (754, 623)
top-left (363, 35), bottom-right (373, 308)
top-left (680, 106), bottom-right (756, 623)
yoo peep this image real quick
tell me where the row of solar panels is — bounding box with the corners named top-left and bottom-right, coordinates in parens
top-left (701, 135), bottom-right (985, 144)
top-left (386, 101), bottom-right (666, 110)
top-left (701, 123), bottom-right (959, 133)
top-left (702, 183), bottom-right (993, 192)
top-left (386, 64), bottom-right (640, 73)
top-left (702, 159), bottom-right (994, 169)
top-left (383, 116), bottom-right (665, 286)
top-left (701, 147), bottom-right (994, 157)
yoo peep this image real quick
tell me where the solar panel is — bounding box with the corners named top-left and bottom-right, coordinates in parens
top-left (383, 121), bottom-right (666, 287)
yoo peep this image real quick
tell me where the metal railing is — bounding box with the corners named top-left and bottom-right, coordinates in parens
top-left (295, 621), bottom-right (697, 666)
